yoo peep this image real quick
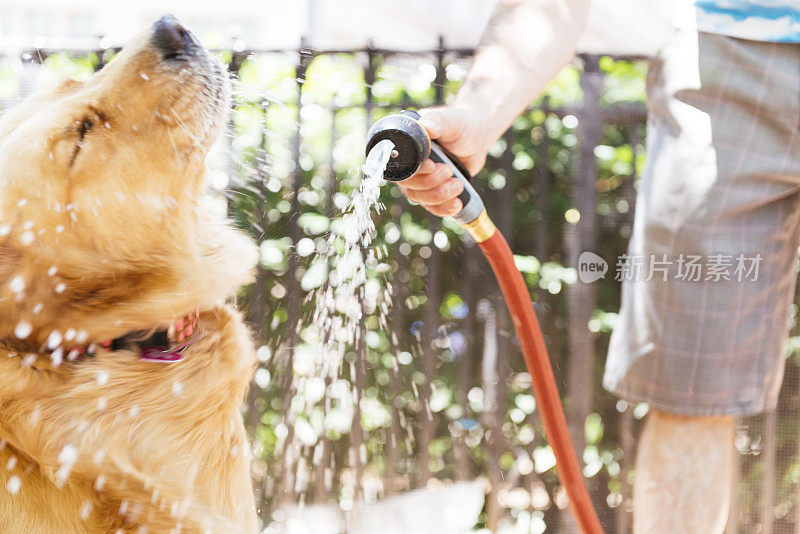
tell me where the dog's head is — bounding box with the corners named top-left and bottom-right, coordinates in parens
top-left (0, 16), bottom-right (257, 349)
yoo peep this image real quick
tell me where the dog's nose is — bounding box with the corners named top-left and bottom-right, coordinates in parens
top-left (152, 15), bottom-right (198, 59)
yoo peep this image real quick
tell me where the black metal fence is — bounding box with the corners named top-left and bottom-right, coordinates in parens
top-left (2, 41), bottom-right (799, 533)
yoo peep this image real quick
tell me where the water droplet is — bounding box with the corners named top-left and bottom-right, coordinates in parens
top-left (56, 465), bottom-right (71, 487)
top-left (256, 346), bottom-right (271, 363)
top-left (96, 371), bottom-right (109, 386)
top-left (80, 500), bottom-right (93, 520)
top-left (51, 348), bottom-right (63, 367)
top-left (19, 231), bottom-right (34, 245)
top-left (6, 475), bottom-right (20, 494)
top-left (59, 445), bottom-right (77, 465)
top-left (14, 321), bottom-right (32, 339)
top-left (254, 368), bottom-right (271, 389)
top-left (46, 330), bottom-right (62, 349)
top-left (9, 276), bottom-right (25, 293)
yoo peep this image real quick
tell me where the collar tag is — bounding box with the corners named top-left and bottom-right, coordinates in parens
top-left (139, 347), bottom-right (183, 363)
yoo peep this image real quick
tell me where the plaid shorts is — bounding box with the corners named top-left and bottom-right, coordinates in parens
top-left (603, 29), bottom-right (800, 416)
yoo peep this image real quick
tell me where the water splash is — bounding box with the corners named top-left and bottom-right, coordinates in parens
top-left (311, 139), bottom-right (394, 357)
top-left (274, 139), bottom-right (395, 499)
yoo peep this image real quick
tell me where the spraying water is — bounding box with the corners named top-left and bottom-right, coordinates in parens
top-left (273, 139), bottom-right (397, 503)
top-left (312, 139), bottom-right (395, 358)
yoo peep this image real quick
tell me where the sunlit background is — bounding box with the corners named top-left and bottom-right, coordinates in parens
top-left (0, 0), bottom-right (672, 52)
top-left (3, 1), bottom-right (800, 533)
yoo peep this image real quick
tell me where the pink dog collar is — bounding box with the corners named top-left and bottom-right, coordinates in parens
top-left (68, 309), bottom-right (199, 363)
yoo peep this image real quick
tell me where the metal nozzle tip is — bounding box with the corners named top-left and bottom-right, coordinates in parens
top-left (390, 149), bottom-right (399, 159)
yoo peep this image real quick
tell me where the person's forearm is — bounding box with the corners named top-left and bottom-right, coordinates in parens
top-left (454, 0), bottom-right (590, 148)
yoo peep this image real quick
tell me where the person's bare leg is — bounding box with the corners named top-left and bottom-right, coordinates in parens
top-left (633, 409), bottom-right (735, 534)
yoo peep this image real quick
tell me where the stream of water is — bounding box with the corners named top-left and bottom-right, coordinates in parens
top-left (311, 138), bottom-right (395, 368)
top-left (274, 139), bottom-right (397, 504)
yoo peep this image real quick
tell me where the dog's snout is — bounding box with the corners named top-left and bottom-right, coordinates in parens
top-left (152, 15), bottom-right (198, 60)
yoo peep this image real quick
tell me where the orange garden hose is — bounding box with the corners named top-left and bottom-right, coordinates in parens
top-left (466, 211), bottom-right (604, 534)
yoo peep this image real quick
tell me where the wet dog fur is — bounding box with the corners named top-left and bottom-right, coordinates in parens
top-left (0, 17), bottom-right (259, 533)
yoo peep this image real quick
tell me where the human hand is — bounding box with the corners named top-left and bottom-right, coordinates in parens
top-left (397, 107), bottom-right (491, 217)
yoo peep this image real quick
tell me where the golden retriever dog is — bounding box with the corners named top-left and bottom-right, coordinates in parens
top-left (0, 15), bottom-right (259, 533)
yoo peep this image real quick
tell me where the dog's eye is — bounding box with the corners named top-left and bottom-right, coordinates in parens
top-left (77, 118), bottom-right (93, 141)
top-left (69, 117), bottom-right (93, 168)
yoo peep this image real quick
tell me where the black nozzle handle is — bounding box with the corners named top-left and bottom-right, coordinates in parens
top-left (365, 109), bottom-right (486, 225)
top-left (429, 141), bottom-right (485, 225)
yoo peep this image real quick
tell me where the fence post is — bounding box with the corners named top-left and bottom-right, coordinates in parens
top-left (245, 98), bottom-right (271, 516)
top-left (286, 39), bottom-right (312, 354)
top-left (310, 104), bottom-right (342, 504)
top-left (276, 39), bottom-right (314, 504)
top-left (615, 123), bottom-right (641, 534)
top-left (534, 103), bottom-right (551, 265)
top-left (455, 239), bottom-right (478, 481)
top-left (386, 243), bottom-right (407, 495)
top-left (417, 36), bottom-right (447, 487)
top-left (479, 298), bottom-right (503, 530)
top-left (365, 41), bottom-right (376, 124)
top-left (563, 54), bottom-right (603, 530)
top-left (383, 91), bottom-right (415, 496)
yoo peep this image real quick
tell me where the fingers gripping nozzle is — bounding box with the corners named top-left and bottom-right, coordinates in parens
top-left (366, 110), bottom-right (490, 234)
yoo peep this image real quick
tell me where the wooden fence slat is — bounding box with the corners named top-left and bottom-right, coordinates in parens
top-left (562, 54), bottom-right (604, 532)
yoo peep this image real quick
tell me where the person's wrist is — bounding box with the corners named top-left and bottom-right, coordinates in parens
top-left (451, 99), bottom-right (499, 151)
top-left (443, 102), bottom-right (491, 155)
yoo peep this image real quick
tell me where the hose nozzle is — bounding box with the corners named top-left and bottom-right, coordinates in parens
top-left (366, 110), bottom-right (492, 237)
top-left (366, 110), bottom-right (430, 181)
